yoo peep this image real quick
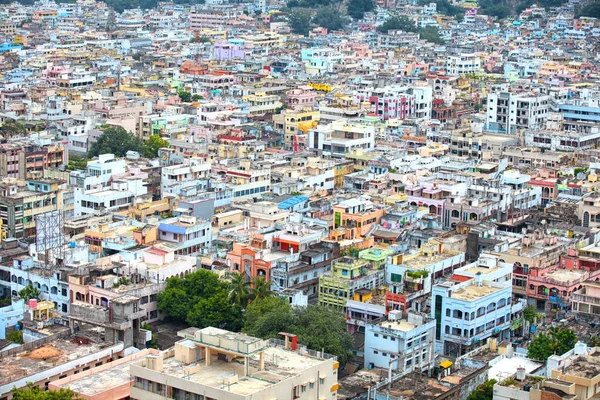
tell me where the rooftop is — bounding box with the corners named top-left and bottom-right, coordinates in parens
top-left (0, 329), bottom-right (115, 387)
top-left (450, 282), bottom-right (503, 301)
top-left (563, 354), bottom-right (600, 379)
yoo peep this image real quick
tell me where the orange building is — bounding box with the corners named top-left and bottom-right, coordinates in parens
top-left (333, 198), bottom-right (385, 236)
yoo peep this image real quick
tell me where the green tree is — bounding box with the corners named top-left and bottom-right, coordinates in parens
top-left (186, 291), bottom-right (243, 331)
top-left (467, 379), bottom-right (497, 400)
top-left (243, 297), bottom-right (293, 337)
top-left (313, 7), bottom-right (347, 30)
top-left (12, 383), bottom-right (78, 399)
top-left (158, 269), bottom-right (243, 331)
top-left (288, 9), bottom-right (312, 36)
top-left (527, 326), bottom-right (577, 360)
top-left (523, 305), bottom-right (540, 324)
top-left (192, 94), bottom-right (203, 101)
top-left (588, 336), bottom-right (600, 348)
top-left (243, 301), bottom-right (354, 364)
top-left (66, 156), bottom-right (88, 171)
top-left (227, 272), bottom-right (251, 308)
top-left (377, 16), bottom-right (417, 33)
top-left (419, 26), bottom-right (444, 44)
top-left (0, 119), bottom-right (27, 138)
top-left (143, 134), bottom-right (170, 158)
top-left (577, 1), bottom-right (600, 18)
top-left (6, 330), bottom-right (23, 344)
top-left (88, 126), bottom-right (143, 158)
top-left (292, 305), bottom-right (354, 364)
top-left (251, 277), bottom-right (275, 301)
top-left (178, 90), bottom-right (192, 102)
top-left (18, 284), bottom-right (40, 302)
top-left (348, 0), bottom-right (374, 19)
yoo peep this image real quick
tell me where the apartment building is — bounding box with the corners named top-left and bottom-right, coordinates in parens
top-left (160, 157), bottom-right (211, 199)
top-left (487, 91), bottom-right (550, 134)
top-left (431, 271), bottom-right (513, 355)
top-left (309, 117), bottom-right (382, 158)
top-left (130, 327), bottom-right (340, 400)
top-left (364, 310), bottom-right (436, 373)
top-left (242, 92), bottom-right (282, 116)
top-left (157, 215), bottom-right (211, 256)
top-left (572, 281), bottom-right (600, 318)
top-left (0, 179), bottom-right (64, 239)
top-left (333, 197), bottom-right (385, 237)
top-left (319, 256), bottom-right (385, 311)
top-left (272, 109), bottom-right (319, 150)
top-left (0, 142), bottom-right (65, 179)
top-left (446, 53), bottom-right (482, 76)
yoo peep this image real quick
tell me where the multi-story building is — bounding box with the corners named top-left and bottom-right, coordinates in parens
top-left (242, 92), bottom-right (282, 116)
top-left (319, 256), bottom-right (385, 311)
top-left (487, 91), bottom-right (550, 134)
top-left (0, 179), bottom-right (64, 238)
top-left (130, 327), bottom-right (340, 400)
top-left (0, 141), bottom-right (65, 179)
top-left (157, 215), bottom-right (212, 256)
top-left (431, 271), bottom-right (513, 355)
top-left (572, 281), bottom-right (600, 318)
top-left (160, 157), bottom-right (211, 199)
top-left (308, 117), bottom-right (382, 158)
top-left (272, 109), bottom-right (319, 150)
top-left (446, 53), bottom-right (482, 76)
top-left (364, 310), bottom-right (436, 373)
top-left (333, 197), bottom-right (385, 237)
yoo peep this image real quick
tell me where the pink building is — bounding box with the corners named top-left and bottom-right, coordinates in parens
top-left (287, 86), bottom-right (317, 109)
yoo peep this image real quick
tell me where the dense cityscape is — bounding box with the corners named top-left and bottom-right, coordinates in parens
top-left (0, 0), bottom-right (600, 398)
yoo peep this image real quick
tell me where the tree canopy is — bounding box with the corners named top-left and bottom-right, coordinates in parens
top-left (313, 8), bottom-right (348, 31)
top-left (243, 298), bottom-right (354, 364)
top-left (288, 9), bottom-right (313, 36)
top-left (12, 384), bottom-right (78, 400)
top-left (527, 326), bottom-right (577, 360)
top-left (377, 16), bottom-right (444, 44)
top-left (0, 119), bottom-right (27, 138)
top-left (88, 126), bottom-right (144, 158)
top-left (348, 0), bottom-right (375, 20)
top-left (467, 379), bottom-right (497, 400)
top-left (178, 90), bottom-right (192, 103)
top-left (523, 305), bottom-right (540, 324)
top-left (158, 269), bottom-right (243, 332)
top-left (577, 1), bottom-right (600, 18)
top-left (142, 134), bottom-right (170, 158)
top-left (18, 284), bottom-right (40, 302)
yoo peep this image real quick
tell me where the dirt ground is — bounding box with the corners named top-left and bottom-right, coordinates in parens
top-left (27, 345), bottom-right (60, 359)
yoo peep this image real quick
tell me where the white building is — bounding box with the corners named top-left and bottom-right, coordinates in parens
top-left (446, 53), bottom-right (482, 76)
top-left (308, 118), bottom-right (381, 158)
top-left (161, 157), bottom-right (212, 199)
top-left (431, 265), bottom-right (513, 355)
top-left (487, 91), bottom-right (550, 134)
top-left (364, 310), bottom-right (436, 374)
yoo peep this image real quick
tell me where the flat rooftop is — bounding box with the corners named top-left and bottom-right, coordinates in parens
top-left (53, 357), bottom-right (134, 396)
top-left (465, 266), bottom-right (501, 275)
top-left (543, 269), bottom-right (587, 283)
top-left (403, 251), bottom-right (457, 269)
top-left (488, 356), bottom-right (543, 382)
top-left (0, 329), bottom-right (114, 387)
top-left (158, 343), bottom-right (327, 397)
top-left (451, 283), bottom-right (502, 301)
top-left (378, 319), bottom-right (418, 332)
top-left (563, 354), bottom-right (600, 379)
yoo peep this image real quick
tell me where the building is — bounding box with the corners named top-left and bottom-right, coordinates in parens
top-left (431, 271), bottom-right (513, 355)
top-left (309, 117), bottom-right (382, 158)
top-left (487, 91), bottom-right (550, 134)
top-left (0, 179), bottom-right (65, 239)
top-left (364, 310), bottom-right (436, 374)
top-left (333, 197), bottom-right (385, 237)
top-left (129, 327), bottom-right (340, 400)
top-left (319, 256), bottom-right (385, 311)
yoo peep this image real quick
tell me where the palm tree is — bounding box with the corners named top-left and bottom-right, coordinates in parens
top-left (227, 272), bottom-right (251, 308)
top-left (251, 276), bottom-right (275, 301)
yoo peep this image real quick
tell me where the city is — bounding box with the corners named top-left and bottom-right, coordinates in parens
top-left (0, 0), bottom-right (600, 398)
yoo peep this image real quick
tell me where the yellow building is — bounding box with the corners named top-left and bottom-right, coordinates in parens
top-left (242, 92), bottom-right (282, 116)
top-left (333, 161), bottom-right (354, 189)
top-left (272, 109), bottom-right (320, 150)
top-left (318, 256), bottom-right (385, 311)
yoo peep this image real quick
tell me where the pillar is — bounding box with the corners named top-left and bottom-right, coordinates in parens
top-left (205, 346), bottom-right (211, 366)
top-left (259, 351), bottom-right (264, 371)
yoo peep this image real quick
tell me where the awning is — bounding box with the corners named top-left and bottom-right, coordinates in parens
top-left (440, 360), bottom-right (453, 369)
